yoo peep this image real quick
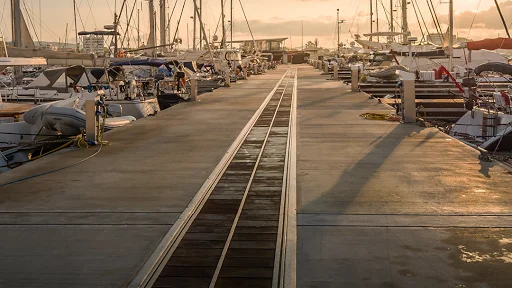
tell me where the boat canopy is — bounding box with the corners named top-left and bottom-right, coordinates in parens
top-left (466, 38), bottom-right (512, 51)
top-left (27, 65), bottom-right (90, 91)
top-left (89, 66), bottom-right (124, 82)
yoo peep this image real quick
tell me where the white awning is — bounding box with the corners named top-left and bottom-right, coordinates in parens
top-left (168, 50), bottom-right (210, 62)
top-left (363, 32), bottom-right (405, 37)
top-left (0, 57), bottom-right (46, 73)
top-left (0, 57), bottom-right (47, 66)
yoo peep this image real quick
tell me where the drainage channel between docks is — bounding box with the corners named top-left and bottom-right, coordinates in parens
top-left (131, 67), bottom-right (297, 288)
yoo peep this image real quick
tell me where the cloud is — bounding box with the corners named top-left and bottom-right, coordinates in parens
top-left (233, 18), bottom-right (339, 37)
top-left (438, 1), bottom-right (512, 31)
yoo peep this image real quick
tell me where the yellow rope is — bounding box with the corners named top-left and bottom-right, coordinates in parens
top-left (359, 113), bottom-right (401, 121)
top-left (77, 136), bottom-right (89, 149)
top-left (30, 138), bottom-right (76, 161)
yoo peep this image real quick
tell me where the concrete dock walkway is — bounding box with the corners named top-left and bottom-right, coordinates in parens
top-left (296, 65), bottom-right (512, 288)
top-left (0, 68), bottom-right (288, 287)
top-left (0, 64), bottom-right (511, 287)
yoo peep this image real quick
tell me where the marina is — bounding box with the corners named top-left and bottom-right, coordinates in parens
top-left (1, 0), bottom-right (512, 286)
top-left (0, 65), bottom-right (511, 287)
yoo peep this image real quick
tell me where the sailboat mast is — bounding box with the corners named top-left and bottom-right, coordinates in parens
top-left (376, 0), bottom-right (379, 42)
top-left (192, 0), bottom-right (215, 65)
top-left (39, 0), bottom-right (42, 46)
top-left (137, 8), bottom-right (140, 48)
top-left (230, 0), bottom-right (233, 49)
top-left (199, 0), bottom-right (203, 49)
top-left (160, 0), bottom-right (166, 52)
top-left (221, 0), bottom-right (226, 48)
top-left (73, 0), bottom-right (79, 52)
top-left (337, 9), bottom-right (340, 56)
top-left (64, 23), bottom-right (68, 49)
top-left (114, 12), bottom-right (119, 55)
top-left (448, 0), bottom-right (453, 71)
top-left (401, 0), bottom-right (408, 43)
top-left (147, 0), bottom-right (156, 56)
top-left (369, 0), bottom-right (373, 41)
top-left (390, 0), bottom-right (393, 32)
top-left (494, 0), bottom-right (511, 38)
top-left (193, 0), bottom-right (197, 50)
top-left (11, 0), bottom-right (22, 47)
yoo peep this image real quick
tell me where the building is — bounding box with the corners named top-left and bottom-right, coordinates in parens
top-left (83, 35), bottom-right (105, 56)
top-left (221, 37), bottom-right (288, 52)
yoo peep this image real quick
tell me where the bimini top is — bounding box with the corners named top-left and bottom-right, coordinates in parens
top-left (78, 30), bottom-right (120, 36)
top-left (26, 65), bottom-right (90, 92)
top-left (466, 38), bottom-right (512, 51)
top-left (90, 66), bottom-right (124, 82)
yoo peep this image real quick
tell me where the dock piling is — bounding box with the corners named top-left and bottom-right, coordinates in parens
top-left (350, 65), bottom-right (359, 92)
top-left (85, 97), bottom-right (99, 143)
top-left (396, 71), bottom-right (416, 123)
top-left (243, 66), bottom-right (248, 79)
top-left (190, 77), bottom-right (198, 101)
top-left (224, 68), bottom-right (231, 87)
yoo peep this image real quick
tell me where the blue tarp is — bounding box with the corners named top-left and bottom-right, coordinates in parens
top-left (110, 58), bottom-right (173, 68)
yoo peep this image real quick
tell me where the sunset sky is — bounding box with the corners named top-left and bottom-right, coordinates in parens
top-left (1, 0), bottom-right (512, 48)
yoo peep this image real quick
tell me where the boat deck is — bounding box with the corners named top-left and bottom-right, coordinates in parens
top-left (0, 64), bottom-right (511, 287)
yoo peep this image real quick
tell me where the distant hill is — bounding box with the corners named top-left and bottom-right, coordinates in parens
top-left (4, 41), bottom-right (76, 49)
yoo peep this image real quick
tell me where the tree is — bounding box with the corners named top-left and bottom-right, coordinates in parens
top-left (304, 41), bottom-right (317, 50)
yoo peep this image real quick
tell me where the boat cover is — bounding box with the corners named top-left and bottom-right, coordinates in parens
top-left (368, 65), bottom-right (409, 79)
top-left (473, 62), bottom-right (512, 76)
top-left (26, 65), bottom-right (88, 89)
top-left (466, 38), bottom-right (512, 51)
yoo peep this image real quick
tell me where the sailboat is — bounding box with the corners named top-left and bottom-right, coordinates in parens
top-left (354, 0), bottom-right (509, 72)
